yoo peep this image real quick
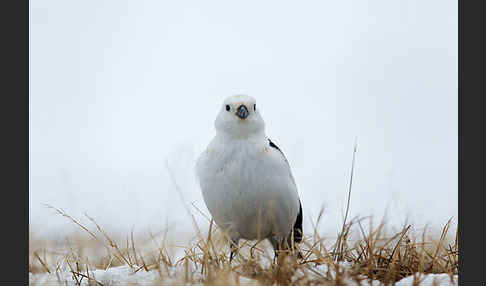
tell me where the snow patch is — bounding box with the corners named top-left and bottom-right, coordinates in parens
top-left (29, 265), bottom-right (458, 286)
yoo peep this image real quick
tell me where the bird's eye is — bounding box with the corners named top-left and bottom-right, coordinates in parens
top-left (225, 105), bottom-right (230, 111)
top-left (254, 104), bottom-right (256, 111)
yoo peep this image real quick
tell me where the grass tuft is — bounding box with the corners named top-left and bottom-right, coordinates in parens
top-left (29, 207), bottom-right (457, 285)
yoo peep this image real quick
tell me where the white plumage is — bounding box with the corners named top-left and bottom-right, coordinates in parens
top-left (195, 95), bottom-right (303, 260)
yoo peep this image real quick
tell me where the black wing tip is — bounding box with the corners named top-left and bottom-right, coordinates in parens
top-left (293, 201), bottom-right (303, 243)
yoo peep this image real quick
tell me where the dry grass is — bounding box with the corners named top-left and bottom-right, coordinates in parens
top-left (30, 145), bottom-right (457, 285)
top-left (29, 205), bottom-right (458, 286)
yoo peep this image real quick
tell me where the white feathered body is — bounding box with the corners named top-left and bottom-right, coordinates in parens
top-left (196, 133), bottom-right (300, 241)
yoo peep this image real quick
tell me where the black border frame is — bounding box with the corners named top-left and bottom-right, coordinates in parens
top-left (3, 0), bottom-right (28, 283)
top-left (19, 0), bottom-right (470, 284)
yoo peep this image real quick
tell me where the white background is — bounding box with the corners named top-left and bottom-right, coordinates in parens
top-left (29, 0), bottom-right (457, 239)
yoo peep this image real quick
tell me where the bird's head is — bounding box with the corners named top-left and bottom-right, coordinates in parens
top-left (215, 95), bottom-right (265, 138)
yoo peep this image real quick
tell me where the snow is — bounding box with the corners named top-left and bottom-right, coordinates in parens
top-left (29, 265), bottom-right (458, 286)
top-left (395, 273), bottom-right (458, 286)
top-left (29, 265), bottom-right (162, 286)
top-left (336, 273), bottom-right (458, 286)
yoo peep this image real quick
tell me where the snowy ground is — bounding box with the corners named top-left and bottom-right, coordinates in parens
top-left (29, 264), bottom-right (458, 286)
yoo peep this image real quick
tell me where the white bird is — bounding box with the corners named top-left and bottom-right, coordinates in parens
top-left (195, 95), bottom-right (303, 261)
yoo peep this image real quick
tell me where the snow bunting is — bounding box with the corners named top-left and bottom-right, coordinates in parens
top-left (195, 95), bottom-right (303, 261)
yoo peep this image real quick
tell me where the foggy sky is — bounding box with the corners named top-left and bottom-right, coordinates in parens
top-left (29, 0), bottom-right (457, 238)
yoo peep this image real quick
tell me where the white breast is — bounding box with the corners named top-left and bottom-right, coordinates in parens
top-left (195, 134), bottom-right (300, 241)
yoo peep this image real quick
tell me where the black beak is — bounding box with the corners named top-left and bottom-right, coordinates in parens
top-left (236, 105), bottom-right (249, 119)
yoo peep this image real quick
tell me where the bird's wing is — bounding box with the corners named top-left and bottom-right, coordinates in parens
top-left (267, 138), bottom-right (303, 243)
